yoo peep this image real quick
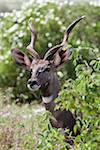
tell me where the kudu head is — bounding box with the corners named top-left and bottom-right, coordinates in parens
top-left (11, 16), bottom-right (84, 92)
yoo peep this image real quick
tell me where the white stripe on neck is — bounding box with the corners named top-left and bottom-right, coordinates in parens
top-left (42, 95), bottom-right (53, 103)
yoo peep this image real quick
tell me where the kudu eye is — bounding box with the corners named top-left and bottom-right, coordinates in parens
top-left (44, 67), bottom-right (50, 72)
top-left (36, 67), bottom-right (50, 76)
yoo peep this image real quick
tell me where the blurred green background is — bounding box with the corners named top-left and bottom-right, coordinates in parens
top-left (0, 0), bottom-right (27, 12)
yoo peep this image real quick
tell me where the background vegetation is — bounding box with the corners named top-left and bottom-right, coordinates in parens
top-left (0, 0), bottom-right (99, 149)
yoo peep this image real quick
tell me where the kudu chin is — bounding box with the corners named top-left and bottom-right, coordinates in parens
top-left (11, 16), bottom-right (85, 144)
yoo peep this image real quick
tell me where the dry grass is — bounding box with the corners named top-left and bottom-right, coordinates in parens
top-left (0, 104), bottom-right (45, 150)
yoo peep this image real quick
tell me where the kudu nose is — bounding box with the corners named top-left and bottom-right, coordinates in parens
top-left (28, 80), bottom-right (38, 87)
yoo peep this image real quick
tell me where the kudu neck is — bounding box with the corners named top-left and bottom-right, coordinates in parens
top-left (41, 73), bottom-right (60, 106)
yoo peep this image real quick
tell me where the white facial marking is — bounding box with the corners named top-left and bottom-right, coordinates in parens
top-left (42, 95), bottom-right (53, 103)
top-left (27, 84), bottom-right (40, 91)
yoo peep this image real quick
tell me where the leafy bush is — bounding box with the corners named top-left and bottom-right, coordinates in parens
top-left (0, 0), bottom-right (99, 102)
top-left (55, 59), bottom-right (100, 149)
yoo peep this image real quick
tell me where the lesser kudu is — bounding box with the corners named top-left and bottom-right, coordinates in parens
top-left (11, 16), bottom-right (84, 142)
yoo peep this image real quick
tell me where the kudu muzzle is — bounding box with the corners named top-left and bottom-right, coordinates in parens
top-left (27, 79), bottom-right (41, 90)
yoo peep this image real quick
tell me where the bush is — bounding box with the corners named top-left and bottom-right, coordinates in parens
top-left (0, 0), bottom-right (99, 103)
top-left (55, 59), bottom-right (100, 149)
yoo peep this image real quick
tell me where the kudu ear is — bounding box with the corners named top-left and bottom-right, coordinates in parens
top-left (53, 48), bottom-right (71, 68)
top-left (11, 48), bottom-right (31, 70)
top-left (44, 16), bottom-right (85, 68)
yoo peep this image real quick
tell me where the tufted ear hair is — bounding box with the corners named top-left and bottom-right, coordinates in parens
top-left (11, 48), bottom-right (31, 70)
top-left (53, 48), bottom-right (71, 68)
